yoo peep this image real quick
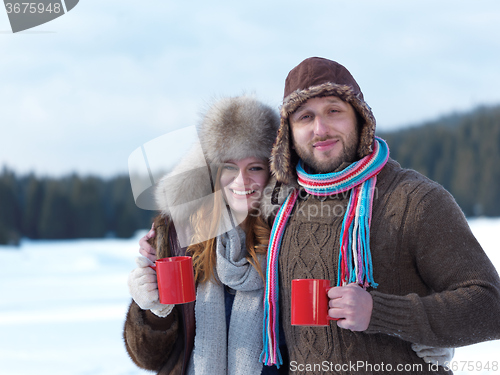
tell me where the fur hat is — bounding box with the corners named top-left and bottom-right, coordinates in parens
top-left (155, 95), bottom-right (280, 222)
top-left (199, 96), bottom-right (280, 164)
top-left (271, 57), bottom-right (376, 184)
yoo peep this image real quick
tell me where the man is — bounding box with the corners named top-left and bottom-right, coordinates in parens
top-left (260, 57), bottom-right (500, 374)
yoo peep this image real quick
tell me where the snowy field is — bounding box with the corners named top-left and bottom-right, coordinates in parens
top-left (1, 218), bottom-right (499, 375)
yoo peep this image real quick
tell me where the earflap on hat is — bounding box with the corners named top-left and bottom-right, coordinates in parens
top-left (270, 115), bottom-right (294, 185)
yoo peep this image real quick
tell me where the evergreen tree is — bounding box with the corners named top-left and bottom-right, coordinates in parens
top-left (22, 174), bottom-right (45, 239)
top-left (380, 105), bottom-right (500, 217)
top-left (70, 176), bottom-right (107, 238)
top-left (0, 168), bottom-right (22, 245)
top-left (106, 176), bottom-right (154, 238)
top-left (38, 180), bottom-right (73, 239)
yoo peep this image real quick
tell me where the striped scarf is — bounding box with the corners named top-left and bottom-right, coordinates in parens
top-left (260, 137), bottom-right (389, 367)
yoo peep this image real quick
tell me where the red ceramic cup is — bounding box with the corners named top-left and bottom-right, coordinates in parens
top-left (150, 256), bottom-right (196, 304)
top-left (291, 279), bottom-right (338, 326)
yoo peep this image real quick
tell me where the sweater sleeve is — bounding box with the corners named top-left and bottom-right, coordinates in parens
top-left (123, 299), bottom-right (183, 371)
top-left (366, 185), bottom-right (500, 347)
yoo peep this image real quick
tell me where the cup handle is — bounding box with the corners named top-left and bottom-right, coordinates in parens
top-left (149, 263), bottom-right (156, 271)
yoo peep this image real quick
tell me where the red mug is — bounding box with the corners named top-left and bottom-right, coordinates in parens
top-left (291, 279), bottom-right (338, 326)
top-left (150, 256), bottom-right (196, 304)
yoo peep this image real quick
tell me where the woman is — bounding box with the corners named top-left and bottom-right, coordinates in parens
top-left (123, 96), bottom-right (453, 375)
top-left (123, 96), bottom-right (285, 375)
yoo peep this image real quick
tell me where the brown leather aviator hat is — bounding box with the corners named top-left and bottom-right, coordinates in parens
top-left (271, 57), bottom-right (377, 184)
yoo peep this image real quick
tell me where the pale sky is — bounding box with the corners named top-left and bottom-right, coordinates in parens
top-left (1, 0), bottom-right (499, 176)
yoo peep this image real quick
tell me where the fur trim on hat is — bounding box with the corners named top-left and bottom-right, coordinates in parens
top-left (271, 82), bottom-right (376, 185)
top-left (155, 95), bottom-right (279, 222)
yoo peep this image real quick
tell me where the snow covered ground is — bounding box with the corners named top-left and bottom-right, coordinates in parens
top-left (0, 218), bottom-right (499, 375)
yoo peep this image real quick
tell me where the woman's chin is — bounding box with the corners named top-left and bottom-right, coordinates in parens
top-left (228, 204), bottom-right (250, 216)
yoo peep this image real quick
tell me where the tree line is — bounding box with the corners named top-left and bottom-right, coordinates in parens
top-left (379, 104), bottom-right (500, 217)
top-left (1, 104), bottom-right (499, 245)
top-left (0, 171), bottom-right (155, 245)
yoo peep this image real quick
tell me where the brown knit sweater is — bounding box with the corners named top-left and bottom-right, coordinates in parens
top-left (278, 159), bottom-right (500, 374)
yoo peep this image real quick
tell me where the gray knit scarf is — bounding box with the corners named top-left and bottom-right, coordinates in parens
top-left (187, 226), bottom-right (265, 375)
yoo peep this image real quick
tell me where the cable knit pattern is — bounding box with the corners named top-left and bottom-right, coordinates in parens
top-left (278, 158), bottom-right (500, 375)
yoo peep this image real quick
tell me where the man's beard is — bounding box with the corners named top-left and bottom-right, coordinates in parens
top-left (292, 132), bottom-right (359, 174)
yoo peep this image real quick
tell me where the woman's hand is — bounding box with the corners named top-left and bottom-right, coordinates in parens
top-left (127, 256), bottom-right (174, 317)
top-left (139, 224), bottom-right (157, 262)
top-left (411, 343), bottom-right (455, 367)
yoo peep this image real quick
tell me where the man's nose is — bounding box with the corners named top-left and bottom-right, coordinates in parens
top-left (313, 115), bottom-right (328, 136)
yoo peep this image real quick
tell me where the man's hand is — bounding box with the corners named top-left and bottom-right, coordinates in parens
top-left (139, 224), bottom-right (156, 262)
top-left (327, 283), bottom-right (373, 331)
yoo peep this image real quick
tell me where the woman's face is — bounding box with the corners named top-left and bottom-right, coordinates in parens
top-left (219, 157), bottom-right (270, 214)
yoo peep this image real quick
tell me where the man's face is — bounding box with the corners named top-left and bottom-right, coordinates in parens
top-left (289, 96), bottom-right (359, 173)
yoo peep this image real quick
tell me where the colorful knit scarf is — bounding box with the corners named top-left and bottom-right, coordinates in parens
top-left (260, 137), bottom-right (389, 367)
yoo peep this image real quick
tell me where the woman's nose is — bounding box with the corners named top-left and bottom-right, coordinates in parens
top-left (234, 169), bottom-right (250, 185)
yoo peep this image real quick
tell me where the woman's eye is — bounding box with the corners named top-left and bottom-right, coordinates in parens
top-left (250, 166), bottom-right (264, 171)
top-left (223, 165), bottom-right (237, 171)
